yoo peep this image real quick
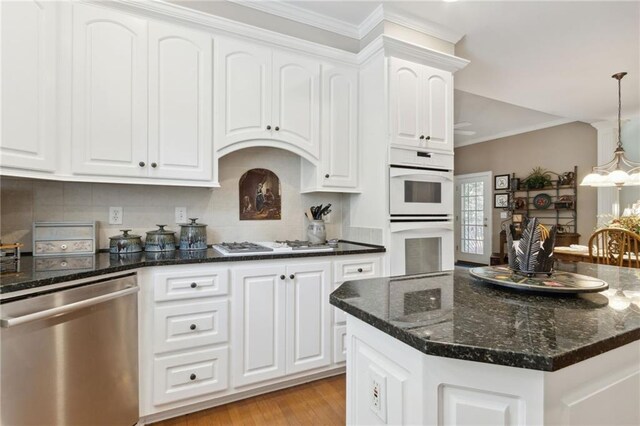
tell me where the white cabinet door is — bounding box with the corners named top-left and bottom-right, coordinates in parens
top-left (389, 57), bottom-right (422, 148)
top-left (232, 266), bottom-right (286, 387)
top-left (272, 51), bottom-right (320, 159)
top-left (320, 66), bottom-right (358, 188)
top-left (216, 38), bottom-right (271, 150)
top-left (148, 22), bottom-right (212, 181)
top-left (421, 65), bottom-right (453, 152)
top-left (0, 0), bottom-right (56, 172)
top-left (71, 3), bottom-right (148, 177)
top-left (285, 262), bottom-right (331, 374)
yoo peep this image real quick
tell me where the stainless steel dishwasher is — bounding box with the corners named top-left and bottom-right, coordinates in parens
top-left (1, 273), bottom-right (139, 425)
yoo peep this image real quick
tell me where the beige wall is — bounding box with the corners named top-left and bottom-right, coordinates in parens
top-left (454, 122), bottom-right (598, 252)
top-left (1, 147), bottom-right (343, 251)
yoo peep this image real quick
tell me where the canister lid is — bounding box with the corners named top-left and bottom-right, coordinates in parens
top-left (146, 225), bottom-right (175, 235)
top-left (180, 218), bottom-right (207, 227)
top-left (109, 229), bottom-right (141, 240)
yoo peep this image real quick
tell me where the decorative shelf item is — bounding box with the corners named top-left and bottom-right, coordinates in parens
top-left (533, 193), bottom-right (552, 209)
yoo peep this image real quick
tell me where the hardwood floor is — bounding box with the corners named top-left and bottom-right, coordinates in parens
top-left (153, 374), bottom-right (346, 426)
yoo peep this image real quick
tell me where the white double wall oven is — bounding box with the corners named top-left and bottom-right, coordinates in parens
top-left (389, 148), bottom-right (455, 276)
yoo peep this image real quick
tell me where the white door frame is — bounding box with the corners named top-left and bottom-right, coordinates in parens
top-left (454, 171), bottom-right (492, 265)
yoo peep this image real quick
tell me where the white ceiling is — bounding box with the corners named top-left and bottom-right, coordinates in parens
top-left (454, 90), bottom-right (569, 147)
top-left (176, 0), bottom-right (640, 145)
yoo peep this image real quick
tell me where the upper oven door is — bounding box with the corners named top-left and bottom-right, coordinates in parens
top-left (389, 166), bottom-right (453, 216)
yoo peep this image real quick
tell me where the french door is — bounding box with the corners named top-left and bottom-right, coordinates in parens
top-left (454, 172), bottom-right (492, 264)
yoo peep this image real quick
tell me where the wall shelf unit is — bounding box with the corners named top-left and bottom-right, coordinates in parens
top-left (507, 165), bottom-right (579, 246)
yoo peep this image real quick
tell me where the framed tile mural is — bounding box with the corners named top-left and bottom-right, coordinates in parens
top-left (239, 168), bottom-right (282, 220)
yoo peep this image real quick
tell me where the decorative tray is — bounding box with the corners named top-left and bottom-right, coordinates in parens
top-left (469, 266), bottom-right (609, 294)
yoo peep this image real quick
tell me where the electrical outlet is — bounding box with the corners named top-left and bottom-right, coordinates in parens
top-left (369, 368), bottom-right (387, 422)
top-left (175, 207), bottom-right (187, 224)
top-left (500, 211), bottom-right (508, 219)
top-left (109, 207), bottom-right (123, 225)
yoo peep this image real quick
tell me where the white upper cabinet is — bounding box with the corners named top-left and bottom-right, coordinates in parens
top-left (0, 0), bottom-right (56, 173)
top-left (215, 38), bottom-right (320, 161)
top-left (71, 3), bottom-right (148, 177)
top-left (320, 65), bottom-right (358, 188)
top-left (389, 57), bottom-right (453, 153)
top-left (300, 64), bottom-right (358, 192)
top-left (216, 38), bottom-right (272, 148)
top-left (390, 58), bottom-right (422, 147)
top-left (148, 22), bottom-right (212, 181)
top-left (272, 52), bottom-right (320, 158)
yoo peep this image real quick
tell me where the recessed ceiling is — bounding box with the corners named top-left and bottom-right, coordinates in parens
top-left (173, 0), bottom-right (640, 143)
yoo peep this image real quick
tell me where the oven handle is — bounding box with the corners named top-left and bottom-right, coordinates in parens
top-left (0, 285), bottom-right (139, 328)
top-left (390, 221), bottom-right (454, 233)
top-left (390, 168), bottom-right (453, 181)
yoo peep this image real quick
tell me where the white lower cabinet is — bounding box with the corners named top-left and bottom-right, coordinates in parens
top-left (232, 261), bottom-right (331, 387)
top-left (231, 265), bottom-right (287, 387)
top-left (331, 256), bottom-right (382, 363)
top-left (153, 347), bottom-right (229, 406)
top-left (153, 299), bottom-right (229, 354)
top-left (140, 255), bottom-right (383, 421)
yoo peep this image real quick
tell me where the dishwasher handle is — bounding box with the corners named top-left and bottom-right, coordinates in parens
top-left (0, 285), bottom-right (139, 328)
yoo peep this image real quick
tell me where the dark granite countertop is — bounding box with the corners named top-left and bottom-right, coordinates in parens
top-left (1, 241), bottom-right (384, 297)
top-left (330, 262), bottom-right (640, 372)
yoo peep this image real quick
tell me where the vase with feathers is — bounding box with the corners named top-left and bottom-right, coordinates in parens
top-left (507, 217), bottom-right (557, 277)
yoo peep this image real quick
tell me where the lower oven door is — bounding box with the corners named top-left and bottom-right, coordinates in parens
top-left (390, 221), bottom-right (454, 276)
top-left (389, 166), bottom-right (453, 216)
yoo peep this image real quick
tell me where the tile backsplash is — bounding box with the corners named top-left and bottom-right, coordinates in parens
top-left (1, 147), bottom-right (344, 251)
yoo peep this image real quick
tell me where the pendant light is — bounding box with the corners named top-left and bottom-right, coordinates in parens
top-left (580, 72), bottom-right (640, 188)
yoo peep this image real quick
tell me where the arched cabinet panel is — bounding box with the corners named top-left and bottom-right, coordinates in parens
top-left (148, 23), bottom-right (212, 181)
top-left (0, 0), bottom-right (56, 173)
top-left (71, 3), bottom-right (148, 177)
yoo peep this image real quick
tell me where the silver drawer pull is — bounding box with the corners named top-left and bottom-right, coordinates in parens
top-left (60, 244), bottom-right (68, 250)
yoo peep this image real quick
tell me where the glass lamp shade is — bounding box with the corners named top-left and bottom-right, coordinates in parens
top-left (607, 169), bottom-right (631, 186)
top-left (580, 172), bottom-right (604, 186)
top-left (624, 172), bottom-right (640, 186)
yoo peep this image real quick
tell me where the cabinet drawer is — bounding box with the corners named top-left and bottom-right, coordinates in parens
top-left (334, 257), bottom-right (382, 283)
top-left (34, 239), bottom-right (94, 255)
top-left (333, 325), bottom-right (347, 364)
top-left (153, 347), bottom-right (229, 405)
top-left (154, 269), bottom-right (229, 301)
top-left (154, 300), bottom-right (229, 354)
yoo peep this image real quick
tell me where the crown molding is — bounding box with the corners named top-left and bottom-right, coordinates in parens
top-left (102, 0), bottom-right (358, 64)
top-left (227, 0), bottom-right (360, 39)
top-left (358, 4), bottom-right (385, 38)
top-left (379, 35), bottom-right (469, 73)
top-left (381, 9), bottom-right (464, 44)
top-left (454, 119), bottom-right (575, 148)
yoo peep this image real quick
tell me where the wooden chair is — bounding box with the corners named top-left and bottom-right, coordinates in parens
top-left (588, 228), bottom-right (640, 268)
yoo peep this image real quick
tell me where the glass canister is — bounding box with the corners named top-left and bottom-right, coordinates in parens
top-left (109, 229), bottom-right (143, 254)
top-left (179, 218), bottom-right (208, 250)
top-left (307, 220), bottom-right (327, 244)
top-left (144, 225), bottom-right (176, 252)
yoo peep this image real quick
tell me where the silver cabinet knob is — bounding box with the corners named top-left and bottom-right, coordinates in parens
top-left (60, 244), bottom-right (68, 250)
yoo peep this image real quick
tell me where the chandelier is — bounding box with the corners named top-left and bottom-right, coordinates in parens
top-left (580, 72), bottom-right (640, 188)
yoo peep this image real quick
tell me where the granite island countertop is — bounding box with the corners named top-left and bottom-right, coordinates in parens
top-left (1, 241), bottom-right (384, 297)
top-left (330, 262), bottom-right (640, 371)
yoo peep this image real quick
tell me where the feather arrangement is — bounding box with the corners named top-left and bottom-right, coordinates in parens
top-left (507, 224), bottom-right (519, 270)
top-left (535, 225), bottom-right (557, 273)
top-left (517, 218), bottom-right (542, 274)
top-left (508, 217), bottom-right (557, 276)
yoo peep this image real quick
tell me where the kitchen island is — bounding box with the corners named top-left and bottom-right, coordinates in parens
top-left (330, 262), bottom-right (640, 425)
